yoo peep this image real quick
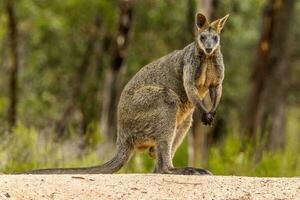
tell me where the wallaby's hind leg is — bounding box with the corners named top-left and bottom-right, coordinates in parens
top-left (171, 114), bottom-right (193, 158)
top-left (149, 115), bottom-right (192, 159)
top-left (154, 128), bottom-right (211, 175)
top-left (172, 114), bottom-right (212, 175)
top-left (151, 110), bottom-right (205, 175)
top-left (153, 113), bottom-right (212, 175)
top-left (150, 115), bottom-right (192, 160)
top-left (151, 115), bottom-right (191, 172)
top-left (155, 136), bottom-right (205, 175)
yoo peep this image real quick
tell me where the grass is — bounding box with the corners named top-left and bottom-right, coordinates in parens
top-left (0, 108), bottom-right (299, 176)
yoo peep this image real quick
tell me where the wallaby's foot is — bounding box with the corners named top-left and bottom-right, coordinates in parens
top-left (189, 167), bottom-right (213, 175)
top-left (171, 167), bottom-right (212, 175)
top-left (155, 167), bottom-right (212, 175)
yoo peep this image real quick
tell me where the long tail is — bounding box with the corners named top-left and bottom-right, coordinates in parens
top-left (21, 143), bottom-right (133, 174)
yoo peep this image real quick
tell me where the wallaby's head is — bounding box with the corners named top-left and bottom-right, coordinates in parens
top-left (195, 13), bottom-right (229, 55)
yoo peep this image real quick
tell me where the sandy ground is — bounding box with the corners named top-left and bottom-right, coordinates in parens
top-left (0, 174), bottom-right (299, 200)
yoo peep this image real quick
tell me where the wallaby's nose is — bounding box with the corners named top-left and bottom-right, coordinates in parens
top-left (206, 48), bottom-right (212, 53)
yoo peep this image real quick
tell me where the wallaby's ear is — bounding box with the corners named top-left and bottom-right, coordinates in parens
top-left (211, 14), bottom-right (229, 33)
top-left (196, 13), bottom-right (208, 30)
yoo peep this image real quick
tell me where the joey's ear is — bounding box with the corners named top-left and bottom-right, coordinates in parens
top-left (196, 13), bottom-right (208, 30)
top-left (211, 14), bottom-right (229, 33)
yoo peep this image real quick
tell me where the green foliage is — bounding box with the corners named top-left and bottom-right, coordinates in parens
top-left (0, 121), bottom-right (298, 176)
top-left (123, 153), bottom-right (154, 173)
top-left (0, 124), bottom-right (39, 172)
top-left (173, 138), bottom-right (189, 167)
top-left (208, 134), bottom-right (253, 175)
top-left (83, 121), bottom-right (103, 148)
top-left (207, 115), bottom-right (300, 177)
top-left (0, 123), bottom-right (103, 173)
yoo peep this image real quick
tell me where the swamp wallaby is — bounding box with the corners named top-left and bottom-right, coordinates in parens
top-left (24, 13), bottom-right (229, 175)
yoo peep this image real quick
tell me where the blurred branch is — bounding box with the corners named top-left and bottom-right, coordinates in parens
top-left (100, 0), bottom-right (134, 143)
top-left (55, 17), bottom-right (102, 139)
top-left (244, 0), bottom-right (296, 151)
top-left (6, 0), bottom-right (19, 130)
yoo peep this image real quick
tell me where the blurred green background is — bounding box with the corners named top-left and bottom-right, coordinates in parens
top-left (0, 0), bottom-right (299, 176)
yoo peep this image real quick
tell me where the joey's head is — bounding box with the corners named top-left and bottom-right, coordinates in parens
top-left (195, 13), bottom-right (229, 56)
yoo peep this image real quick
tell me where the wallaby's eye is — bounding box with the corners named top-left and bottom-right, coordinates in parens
top-left (213, 36), bottom-right (218, 42)
top-left (200, 35), bottom-right (206, 41)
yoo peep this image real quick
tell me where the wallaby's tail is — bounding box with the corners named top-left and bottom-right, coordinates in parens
top-left (22, 143), bottom-right (133, 174)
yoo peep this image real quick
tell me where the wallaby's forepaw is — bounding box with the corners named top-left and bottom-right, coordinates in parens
top-left (201, 112), bottom-right (215, 125)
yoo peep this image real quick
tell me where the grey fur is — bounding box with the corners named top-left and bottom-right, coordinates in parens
top-left (23, 13), bottom-right (228, 175)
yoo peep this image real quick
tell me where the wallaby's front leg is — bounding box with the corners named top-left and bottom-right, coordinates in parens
top-left (209, 84), bottom-right (222, 115)
top-left (183, 65), bottom-right (209, 114)
top-left (209, 47), bottom-right (224, 117)
top-left (200, 84), bottom-right (222, 125)
top-left (183, 64), bottom-right (215, 125)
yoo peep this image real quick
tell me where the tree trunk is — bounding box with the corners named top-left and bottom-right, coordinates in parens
top-left (101, 0), bottom-right (134, 143)
top-left (197, 0), bottom-right (215, 18)
top-left (56, 17), bottom-right (101, 139)
top-left (244, 0), bottom-right (295, 150)
top-left (6, 0), bottom-right (19, 130)
top-left (180, 0), bottom-right (195, 46)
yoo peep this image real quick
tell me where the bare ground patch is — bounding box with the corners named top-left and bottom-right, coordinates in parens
top-left (0, 174), bottom-right (299, 200)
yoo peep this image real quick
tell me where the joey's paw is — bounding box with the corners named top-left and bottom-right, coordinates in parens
top-left (201, 112), bottom-right (214, 125)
